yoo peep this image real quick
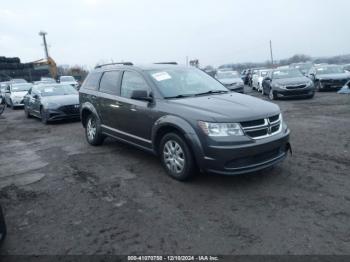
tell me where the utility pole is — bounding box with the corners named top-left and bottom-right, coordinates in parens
top-left (269, 40), bottom-right (274, 67)
top-left (39, 31), bottom-right (49, 60)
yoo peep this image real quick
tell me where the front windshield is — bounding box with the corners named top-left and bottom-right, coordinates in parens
top-left (39, 85), bottom-right (78, 96)
top-left (60, 76), bottom-right (75, 82)
top-left (272, 69), bottom-right (303, 79)
top-left (216, 71), bottom-right (239, 79)
top-left (147, 68), bottom-right (228, 98)
top-left (11, 84), bottom-right (32, 92)
top-left (316, 66), bottom-right (345, 75)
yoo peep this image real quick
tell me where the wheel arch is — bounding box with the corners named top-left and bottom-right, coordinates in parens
top-left (152, 115), bottom-right (205, 168)
top-left (80, 102), bottom-right (99, 127)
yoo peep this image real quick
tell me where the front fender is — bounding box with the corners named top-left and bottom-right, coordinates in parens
top-left (152, 115), bottom-right (205, 168)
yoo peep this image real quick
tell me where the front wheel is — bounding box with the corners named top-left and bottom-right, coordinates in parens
top-left (85, 114), bottom-right (105, 146)
top-left (160, 133), bottom-right (196, 181)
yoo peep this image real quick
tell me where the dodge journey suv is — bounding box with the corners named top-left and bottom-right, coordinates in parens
top-left (79, 63), bottom-right (291, 181)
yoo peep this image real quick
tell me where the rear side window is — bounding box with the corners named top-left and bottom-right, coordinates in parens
top-left (121, 71), bottom-right (149, 98)
top-left (99, 71), bottom-right (120, 94)
top-left (82, 72), bottom-right (102, 90)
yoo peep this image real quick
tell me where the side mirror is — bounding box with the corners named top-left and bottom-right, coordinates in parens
top-left (264, 77), bottom-right (272, 81)
top-left (131, 90), bottom-right (153, 102)
top-left (309, 73), bottom-right (315, 80)
top-left (33, 94), bottom-right (39, 99)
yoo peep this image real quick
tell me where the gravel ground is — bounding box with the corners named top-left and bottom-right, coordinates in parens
top-left (0, 87), bottom-right (349, 255)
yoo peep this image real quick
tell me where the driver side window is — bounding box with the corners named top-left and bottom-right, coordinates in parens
top-left (121, 71), bottom-right (149, 99)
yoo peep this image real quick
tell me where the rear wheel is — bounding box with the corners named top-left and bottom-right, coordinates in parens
top-left (160, 133), bottom-right (196, 181)
top-left (85, 114), bottom-right (105, 146)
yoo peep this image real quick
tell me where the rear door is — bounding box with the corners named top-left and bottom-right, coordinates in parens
top-left (97, 70), bottom-right (122, 129)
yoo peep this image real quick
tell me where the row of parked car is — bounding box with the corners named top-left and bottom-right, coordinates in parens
top-left (217, 63), bottom-right (350, 100)
top-left (0, 77), bottom-right (80, 123)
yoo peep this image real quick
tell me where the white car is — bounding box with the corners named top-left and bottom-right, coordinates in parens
top-left (59, 76), bottom-right (79, 88)
top-left (252, 69), bottom-right (270, 93)
top-left (4, 83), bottom-right (32, 109)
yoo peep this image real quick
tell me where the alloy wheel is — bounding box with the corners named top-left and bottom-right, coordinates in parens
top-left (87, 117), bottom-right (97, 141)
top-left (163, 140), bottom-right (185, 175)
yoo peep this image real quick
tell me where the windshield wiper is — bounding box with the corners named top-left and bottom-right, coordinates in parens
top-left (164, 94), bottom-right (195, 99)
top-left (194, 90), bottom-right (229, 96)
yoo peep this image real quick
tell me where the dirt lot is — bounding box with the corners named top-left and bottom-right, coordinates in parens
top-left (0, 88), bottom-right (349, 255)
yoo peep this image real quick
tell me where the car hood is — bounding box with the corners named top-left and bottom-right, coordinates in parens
top-left (11, 91), bottom-right (28, 97)
top-left (167, 93), bottom-right (280, 122)
top-left (316, 73), bottom-right (350, 80)
top-left (219, 78), bottom-right (243, 85)
top-left (42, 94), bottom-right (79, 108)
top-left (273, 76), bottom-right (311, 85)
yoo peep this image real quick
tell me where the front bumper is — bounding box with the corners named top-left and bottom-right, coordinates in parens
top-left (274, 87), bottom-right (315, 98)
top-left (198, 130), bottom-right (291, 175)
top-left (45, 108), bottom-right (80, 121)
top-left (11, 98), bottom-right (24, 106)
top-left (319, 80), bottom-right (348, 90)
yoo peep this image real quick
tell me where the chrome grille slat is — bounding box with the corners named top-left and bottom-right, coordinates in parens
top-left (240, 114), bottom-right (282, 140)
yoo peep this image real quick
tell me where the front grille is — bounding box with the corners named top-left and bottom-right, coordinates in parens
top-left (225, 147), bottom-right (282, 169)
top-left (321, 79), bottom-right (347, 88)
top-left (58, 105), bottom-right (79, 115)
top-left (240, 114), bottom-right (282, 139)
top-left (285, 84), bottom-right (306, 90)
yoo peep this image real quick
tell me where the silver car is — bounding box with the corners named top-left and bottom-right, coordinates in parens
top-left (4, 83), bottom-right (33, 109)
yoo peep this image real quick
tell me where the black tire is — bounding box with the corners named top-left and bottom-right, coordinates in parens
top-left (40, 108), bottom-right (48, 124)
top-left (24, 106), bottom-right (32, 118)
top-left (159, 132), bottom-right (196, 181)
top-left (85, 114), bottom-right (105, 146)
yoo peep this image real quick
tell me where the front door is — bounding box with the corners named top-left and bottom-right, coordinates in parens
top-left (115, 70), bottom-right (156, 148)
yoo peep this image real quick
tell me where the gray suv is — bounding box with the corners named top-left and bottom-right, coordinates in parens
top-left (79, 63), bottom-right (291, 181)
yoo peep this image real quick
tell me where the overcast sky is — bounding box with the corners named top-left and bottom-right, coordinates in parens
top-left (0, 0), bottom-right (349, 68)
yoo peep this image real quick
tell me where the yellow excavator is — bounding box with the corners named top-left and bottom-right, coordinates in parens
top-left (31, 56), bottom-right (58, 79)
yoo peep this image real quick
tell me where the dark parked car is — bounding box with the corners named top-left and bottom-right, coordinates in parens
top-left (0, 205), bottom-right (6, 245)
top-left (79, 63), bottom-right (291, 181)
top-left (262, 68), bottom-right (315, 100)
top-left (308, 65), bottom-right (350, 91)
top-left (24, 84), bottom-right (80, 124)
top-left (215, 70), bottom-right (244, 93)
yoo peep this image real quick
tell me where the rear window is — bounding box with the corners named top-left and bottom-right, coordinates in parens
top-left (99, 71), bottom-right (120, 94)
top-left (82, 72), bottom-right (102, 90)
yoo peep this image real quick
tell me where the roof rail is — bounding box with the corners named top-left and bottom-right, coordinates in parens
top-left (95, 62), bottom-right (133, 69)
top-left (154, 62), bottom-right (178, 65)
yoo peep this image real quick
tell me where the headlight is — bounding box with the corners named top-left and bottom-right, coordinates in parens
top-left (198, 121), bottom-right (244, 137)
top-left (306, 81), bottom-right (313, 87)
